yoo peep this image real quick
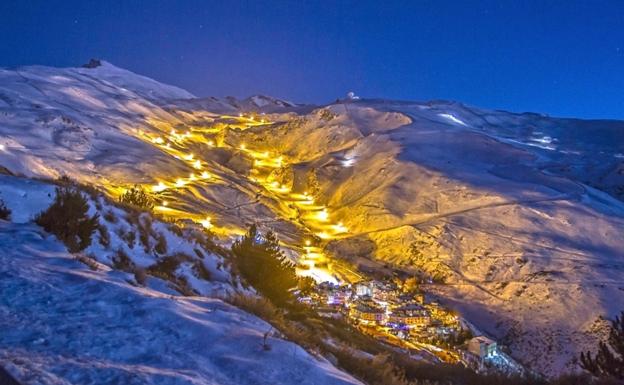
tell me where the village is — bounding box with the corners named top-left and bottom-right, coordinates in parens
top-left (296, 275), bottom-right (522, 373)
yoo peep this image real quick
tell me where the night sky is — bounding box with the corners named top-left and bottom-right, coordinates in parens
top-left (1, 0), bottom-right (623, 119)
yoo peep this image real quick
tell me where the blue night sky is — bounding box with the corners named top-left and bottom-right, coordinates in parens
top-left (1, 1), bottom-right (623, 119)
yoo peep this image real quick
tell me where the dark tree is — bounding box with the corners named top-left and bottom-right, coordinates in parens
top-left (231, 224), bottom-right (298, 305)
top-left (580, 311), bottom-right (624, 379)
top-left (35, 187), bottom-right (99, 253)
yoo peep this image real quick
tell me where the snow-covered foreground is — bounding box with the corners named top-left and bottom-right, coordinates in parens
top-left (1, 61), bottom-right (623, 377)
top-left (0, 221), bottom-right (360, 385)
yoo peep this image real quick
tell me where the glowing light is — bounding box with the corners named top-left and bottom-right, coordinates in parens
top-left (175, 178), bottom-right (187, 187)
top-left (305, 239), bottom-right (311, 246)
top-left (164, 143), bottom-right (171, 149)
top-left (201, 171), bottom-right (211, 179)
top-left (333, 222), bottom-right (348, 233)
top-left (317, 231), bottom-right (331, 239)
top-left (316, 209), bottom-right (329, 222)
top-left (189, 173), bottom-right (197, 181)
top-left (207, 140), bottom-right (214, 146)
top-left (342, 158), bottom-right (355, 167)
top-left (152, 137), bottom-right (164, 144)
top-left (184, 154), bottom-right (194, 161)
top-left (238, 113), bottom-right (243, 117)
top-left (0, 144), bottom-right (5, 151)
top-left (193, 160), bottom-right (202, 169)
top-left (152, 182), bottom-right (168, 193)
top-left (240, 144), bottom-right (246, 150)
top-left (162, 200), bottom-right (169, 207)
top-left (199, 217), bottom-right (212, 229)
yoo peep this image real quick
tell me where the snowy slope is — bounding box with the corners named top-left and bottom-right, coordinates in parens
top-left (227, 100), bottom-right (624, 376)
top-left (0, 175), bottom-right (361, 385)
top-left (0, 222), bottom-right (360, 385)
top-left (0, 62), bottom-right (623, 377)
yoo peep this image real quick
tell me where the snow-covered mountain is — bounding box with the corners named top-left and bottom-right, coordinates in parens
top-left (0, 61), bottom-right (623, 378)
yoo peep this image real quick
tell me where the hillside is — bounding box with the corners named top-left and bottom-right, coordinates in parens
top-left (0, 61), bottom-right (623, 377)
top-left (0, 174), bottom-right (361, 385)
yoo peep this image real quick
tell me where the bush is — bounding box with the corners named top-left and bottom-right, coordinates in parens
top-left (134, 268), bottom-right (147, 286)
top-left (119, 185), bottom-right (154, 211)
top-left (228, 293), bottom-right (279, 321)
top-left (193, 260), bottom-right (211, 280)
top-left (112, 248), bottom-right (135, 272)
top-left (147, 254), bottom-right (189, 281)
top-left (35, 187), bottom-right (99, 253)
top-left (97, 224), bottom-right (110, 247)
top-left (103, 210), bottom-right (117, 223)
top-left (137, 215), bottom-right (153, 252)
top-left (0, 198), bottom-right (11, 220)
top-left (154, 233), bottom-right (168, 254)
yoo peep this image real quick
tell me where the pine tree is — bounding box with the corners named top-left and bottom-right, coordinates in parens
top-left (232, 224), bottom-right (299, 305)
top-left (580, 311), bottom-right (624, 379)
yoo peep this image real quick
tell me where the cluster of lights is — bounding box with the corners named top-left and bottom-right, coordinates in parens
top-left (152, 182), bottom-right (167, 193)
top-left (199, 216), bottom-right (212, 229)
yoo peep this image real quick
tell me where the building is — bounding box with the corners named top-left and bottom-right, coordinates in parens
top-left (388, 303), bottom-right (431, 329)
top-left (349, 302), bottom-right (386, 325)
top-left (467, 336), bottom-right (498, 360)
top-left (326, 287), bottom-right (350, 306)
top-left (354, 281), bottom-right (373, 297)
top-left (372, 281), bottom-right (399, 303)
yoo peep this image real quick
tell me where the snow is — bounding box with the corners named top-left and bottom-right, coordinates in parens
top-left (437, 112), bottom-right (467, 126)
top-left (0, 62), bottom-right (623, 377)
top-left (0, 222), bottom-right (360, 385)
top-left (0, 175), bottom-right (361, 385)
